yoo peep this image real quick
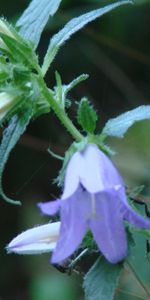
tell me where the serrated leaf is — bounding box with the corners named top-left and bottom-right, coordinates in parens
top-left (83, 257), bottom-right (123, 300)
top-left (42, 0), bottom-right (131, 75)
top-left (77, 98), bottom-right (97, 133)
top-left (0, 108), bottom-right (32, 205)
top-left (102, 105), bottom-right (150, 138)
top-left (17, 0), bottom-right (62, 48)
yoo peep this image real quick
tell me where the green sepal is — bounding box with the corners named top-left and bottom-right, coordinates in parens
top-left (83, 257), bottom-right (123, 300)
top-left (127, 185), bottom-right (145, 198)
top-left (0, 106), bottom-right (33, 205)
top-left (0, 33), bottom-right (38, 69)
top-left (86, 134), bottom-right (116, 157)
top-left (55, 71), bottom-right (64, 108)
top-left (77, 98), bottom-right (97, 133)
top-left (47, 147), bottom-right (63, 161)
top-left (12, 64), bottom-right (31, 85)
top-left (54, 73), bottom-right (89, 110)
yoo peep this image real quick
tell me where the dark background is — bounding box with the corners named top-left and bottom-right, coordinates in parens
top-left (1, 0), bottom-right (150, 299)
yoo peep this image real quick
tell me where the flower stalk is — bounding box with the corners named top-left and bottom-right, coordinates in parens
top-left (38, 75), bottom-right (84, 142)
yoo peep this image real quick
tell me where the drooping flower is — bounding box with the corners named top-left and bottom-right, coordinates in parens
top-left (7, 222), bottom-right (60, 255)
top-left (38, 144), bottom-right (150, 264)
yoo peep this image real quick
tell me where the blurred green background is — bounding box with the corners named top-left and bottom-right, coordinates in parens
top-left (1, 0), bottom-right (150, 299)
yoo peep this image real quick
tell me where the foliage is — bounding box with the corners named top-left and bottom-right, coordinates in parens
top-left (83, 257), bottom-right (123, 300)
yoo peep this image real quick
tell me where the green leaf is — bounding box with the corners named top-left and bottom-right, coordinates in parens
top-left (0, 33), bottom-right (38, 69)
top-left (42, 0), bottom-right (132, 75)
top-left (55, 71), bottom-right (63, 108)
top-left (63, 74), bottom-right (89, 96)
top-left (132, 228), bottom-right (150, 239)
top-left (0, 108), bottom-right (32, 205)
top-left (102, 105), bottom-right (150, 138)
top-left (77, 98), bottom-right (97, 133)
top-left (83, 257), bottom-right (123, 300)
top-left (17, 0), bottom-right (62, 48)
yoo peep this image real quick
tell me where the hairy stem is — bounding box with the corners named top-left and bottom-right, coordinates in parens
top-left (38, 73), bottom-right (83, 142)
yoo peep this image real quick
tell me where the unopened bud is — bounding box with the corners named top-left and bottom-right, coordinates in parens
top-left (7, 222), bottom-right (60, 255)
top-left (0, 92), bottom-right (17, 122)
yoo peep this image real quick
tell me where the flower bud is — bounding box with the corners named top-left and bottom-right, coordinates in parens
top-left (0, 92), bottom-right (18, 122)
top-left (7, 222), bottom-right (60, 255)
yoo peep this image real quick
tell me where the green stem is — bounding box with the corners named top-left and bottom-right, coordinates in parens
top-left (124, 261), bottom-right (150, 298)
top-left (38, 74), bottom-right (83, 142)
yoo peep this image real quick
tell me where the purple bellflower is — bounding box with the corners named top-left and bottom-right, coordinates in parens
top-left (38, 144), bottom-right (150, 264)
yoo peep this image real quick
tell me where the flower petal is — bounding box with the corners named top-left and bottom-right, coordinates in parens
top-left (7, 222), bottom-right (60, 255)
top-left (119, 187), bottom-right (150, 229)
top-left (7, 242), bottom-right (57, 255)
top-left (51, 187), bottom-right (90, 263)
top-left (89, 190), bottom-right (128, 263)
top-left (80, 144), bottom-right (124, 193)
top-left (37, 200), bottom-right (61, 216)
top-left (62, 151), bottom-right (83, 199)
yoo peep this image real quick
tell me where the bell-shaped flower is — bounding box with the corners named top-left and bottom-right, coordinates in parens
top-left (38, 144), bottom-right (150, 264)
top-left (7, 222), bottom-right (60, 255)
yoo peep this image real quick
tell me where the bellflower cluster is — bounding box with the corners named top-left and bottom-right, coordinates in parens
top-left (8, 144), bottom-right (150, 264)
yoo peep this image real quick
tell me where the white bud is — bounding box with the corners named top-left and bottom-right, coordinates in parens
top-left (7, 222), bottom-right (60, 255)
top-left (0, 19), bottom-right (17, 51)
top-left (0, 92), bottom-right (16, 121)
